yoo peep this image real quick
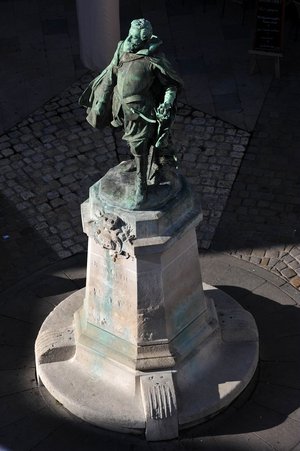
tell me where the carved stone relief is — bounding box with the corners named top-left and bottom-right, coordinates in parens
top-left (89, 211), bottom-right (135, 259)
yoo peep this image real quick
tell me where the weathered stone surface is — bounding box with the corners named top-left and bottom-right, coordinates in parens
top-left (140, 371), bottom-right (178, 441)
top-left (35, 283), bottom-right (258, 437)
top-left (35, 182), bottom-right (259, 440)
top-left (76, 181), bottom-right (210, 379)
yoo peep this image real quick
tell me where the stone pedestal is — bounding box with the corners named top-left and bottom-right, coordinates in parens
top-left (35, 175), bottom-right (259, 441)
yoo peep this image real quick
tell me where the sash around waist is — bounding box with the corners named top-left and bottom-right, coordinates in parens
top-left (114, 90), bottom-right (146, 105)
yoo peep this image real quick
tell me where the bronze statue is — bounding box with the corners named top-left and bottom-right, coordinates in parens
top-left (79, 18), bottom-right (183, 208)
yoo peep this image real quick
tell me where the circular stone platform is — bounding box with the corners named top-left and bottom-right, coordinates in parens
top-left (35, 283), bottom-right (259, 435)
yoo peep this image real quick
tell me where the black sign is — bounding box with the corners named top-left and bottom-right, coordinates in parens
top-left (253, 0), bottom-right (285, 53)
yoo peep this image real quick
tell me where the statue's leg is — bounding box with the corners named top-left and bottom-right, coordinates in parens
top-left (130, 142), bottom-right (148, 206)
top-left (123, 116), bottom-right (156, 207)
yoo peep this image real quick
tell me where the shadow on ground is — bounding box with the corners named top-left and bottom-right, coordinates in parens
top-left (182, 287), bottom-right (300, 445)
top-left (0, 194), bottom-right (59, 291)
top-left (212, 39), bottom-right (300, 252)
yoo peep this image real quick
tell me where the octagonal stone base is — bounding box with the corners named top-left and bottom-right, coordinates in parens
top-left (35, 174), bottom-right (259, 441)
top-left (35, 283), bottom-right (258, 440)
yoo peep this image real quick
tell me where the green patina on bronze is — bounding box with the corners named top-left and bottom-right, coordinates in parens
top-left (79, 18), bottom-right (183, 210)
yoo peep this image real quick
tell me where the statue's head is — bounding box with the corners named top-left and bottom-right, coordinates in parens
top-left (124, 18), bottom-right (153, 52)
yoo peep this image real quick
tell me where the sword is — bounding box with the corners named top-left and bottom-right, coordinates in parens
top-left (129, 107), bottom-right (168, 180)
top-left (147, 112), bottom-right (164, 181)
top-left (129, 107), bottom-right (157, 123)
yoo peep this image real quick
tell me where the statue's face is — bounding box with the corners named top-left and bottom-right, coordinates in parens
top-left (124, 27), bottom-right (144, 52)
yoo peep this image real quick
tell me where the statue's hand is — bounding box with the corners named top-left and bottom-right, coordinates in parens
top-left (156, 102), bottom-right (172, 121)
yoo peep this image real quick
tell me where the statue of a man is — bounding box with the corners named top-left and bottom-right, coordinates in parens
top-left (79, 18), bottom-right (183, 207)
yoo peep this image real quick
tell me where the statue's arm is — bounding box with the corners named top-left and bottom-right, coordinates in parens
top-left (152, 66), bottom-right (179, 120)
top-left (94, 41), bottom-right (123, 107)
top-left (162, 86), bottom-right (177, 109)
top-left (79, 41), bottom-right (123, 108)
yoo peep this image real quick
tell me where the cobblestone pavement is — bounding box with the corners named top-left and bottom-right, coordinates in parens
top-left (1, 60), bottom-right (300, 292)
top-left (212, 39), bottom-right (300, 290)
top-left (0, 73), bottom-right (250, 292)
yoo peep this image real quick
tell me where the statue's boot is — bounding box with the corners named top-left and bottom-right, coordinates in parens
top-left (135, 155), bottom-right (148, 207)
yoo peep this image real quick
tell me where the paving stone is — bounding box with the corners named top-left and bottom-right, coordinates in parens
top-left (255, 413), bottom-right (300, 451)
top-left (0, 407), bottom-right (64, 451)
top-left (0, 315), bottom-right (39, 347)
top-left (260, 257), bottom-right (270, 267)
top-left (1, 148), bottom-right (14, 157)
top-left (250, 256), bottom-right (261, 265)
top-left (50, 198), bottom-right (65, 208)
top-left (0, 367), bottom-right (37, 397)
top-left (260, 361), bottom-right (300, 390)
top-left (189, 433), bottom-right (275, 450)
top-left (70, 244), bottom-right (84, 254)
top-left (290, 276), bottom-right (300, 289)
top-left (19, 190), bottom-right (34, 201)
top-left (0, 389), bottom-right (46, 428)
top-left (36, 203), bottom-right (51, 213)
top-left (290, 247), bottom-right (300, 259)
top-left (283, 254), bottom-right (295, 264)
top-left (265, 249), bottom-right (280, 258)
top-left (274, 261), bottom-right (288, 271)
top-left (252, 280), bottom-right (297, 306)
top-left (57, 249), bottom-right (72, 259)
top-left (253, 382), bottom-right (300, 422)
top-left (47, 190), bottom-right (60, 200)
top-left (281, 267), bottom-right (297, 278)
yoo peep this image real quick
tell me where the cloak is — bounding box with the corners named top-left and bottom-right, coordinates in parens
top-left (78, 37), bottom-right (183, 129)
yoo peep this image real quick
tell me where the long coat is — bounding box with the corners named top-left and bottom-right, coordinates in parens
top-left (79, 37), bottom-right (183, 131)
